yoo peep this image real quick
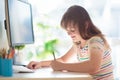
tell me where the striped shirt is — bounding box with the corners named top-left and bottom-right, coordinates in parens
top-left (77, 37), bottom-right (114, 80)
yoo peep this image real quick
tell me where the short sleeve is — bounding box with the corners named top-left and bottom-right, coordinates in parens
top-left (88, 37), bottom-right (105, 52)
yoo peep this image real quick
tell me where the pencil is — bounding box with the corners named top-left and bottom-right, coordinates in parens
top-left (52, 51), bottom-right (56, 60)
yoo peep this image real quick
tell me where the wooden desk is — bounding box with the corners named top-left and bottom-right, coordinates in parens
top-left (0, 67), bottom-right (93, 80)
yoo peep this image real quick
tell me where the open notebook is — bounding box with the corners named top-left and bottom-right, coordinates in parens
top-left (13, 65), bottom-right (35, 73)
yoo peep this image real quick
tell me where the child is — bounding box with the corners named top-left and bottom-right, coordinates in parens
top-left (27, 5), bottom-right (114, 80)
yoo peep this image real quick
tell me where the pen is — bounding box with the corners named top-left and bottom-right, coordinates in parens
top-left (52, 51), bottom-right (56, 60)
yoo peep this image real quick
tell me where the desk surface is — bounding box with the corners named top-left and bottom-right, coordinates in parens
top-left (0, 67), bottom-right (93, 80)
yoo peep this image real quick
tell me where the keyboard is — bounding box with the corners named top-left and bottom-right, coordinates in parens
top-left (13, 65), bottom-right (35, 73)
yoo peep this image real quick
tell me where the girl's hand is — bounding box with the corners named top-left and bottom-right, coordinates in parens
top-left (27, 61), bottom-right (42, 69)
top-left (51, 60), bottom-right (64, 71)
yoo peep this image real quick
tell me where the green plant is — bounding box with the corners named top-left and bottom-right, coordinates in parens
top-left (15, 45), bottom-right (25, 53)
top-left (37, 23), bottom-right (49, 29)
top-left (33, 21), bottom-right (60, 59)
top-left (15, 45), bottom-right (25, 50)
top-left (36, 39), bottom-right (58, 59)
top-left (44, 39), bottom-right (58, 52)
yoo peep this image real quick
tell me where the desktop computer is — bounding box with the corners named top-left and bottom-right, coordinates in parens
top-left (4, 0), bottom-right (34, 72)
top-left (5, 0), bottom-right (34, 65)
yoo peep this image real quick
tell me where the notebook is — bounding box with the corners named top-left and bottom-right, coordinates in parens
top-left (13, 65), bottom-right (35, 73)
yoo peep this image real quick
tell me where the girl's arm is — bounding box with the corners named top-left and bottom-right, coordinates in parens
top-left (27, 45), bottom-right (76, 69)
top-left (51, 46), bottom-right (103, 74)
top-left (51, 37), bottom-right (104, 74)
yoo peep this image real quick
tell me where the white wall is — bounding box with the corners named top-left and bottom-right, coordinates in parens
top-left (0, 0), bottom-right (9, 49)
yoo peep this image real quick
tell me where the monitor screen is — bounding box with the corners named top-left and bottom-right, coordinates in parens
top-left (5, 0), bottom-right (34, 47)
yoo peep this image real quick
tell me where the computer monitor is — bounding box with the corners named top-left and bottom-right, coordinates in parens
top-left (5, 0), bottom-right (34, 47)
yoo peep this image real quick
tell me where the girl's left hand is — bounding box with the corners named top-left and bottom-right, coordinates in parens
top-left (51, 60), bottom-right (64, 71)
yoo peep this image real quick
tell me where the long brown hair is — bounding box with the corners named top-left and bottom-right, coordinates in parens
top-left (61, 5), bottom-right (104, 40)
top-left (61, 5), bottom-right (110, 48)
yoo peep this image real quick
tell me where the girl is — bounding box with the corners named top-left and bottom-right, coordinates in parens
top-left (27, 5), bottom-right (114, 80)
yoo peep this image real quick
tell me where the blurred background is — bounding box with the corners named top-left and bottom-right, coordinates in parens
top-left (0, 0), bottom-right (120, 79)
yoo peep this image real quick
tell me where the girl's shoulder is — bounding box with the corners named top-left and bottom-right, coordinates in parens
top-left (87, 36), bottom-right (104, 45)
top-left (87, 36), bottom-right (111, 50)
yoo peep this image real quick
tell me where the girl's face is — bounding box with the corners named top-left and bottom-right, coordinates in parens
top-left (65, 23), bottom-right (82, 43)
